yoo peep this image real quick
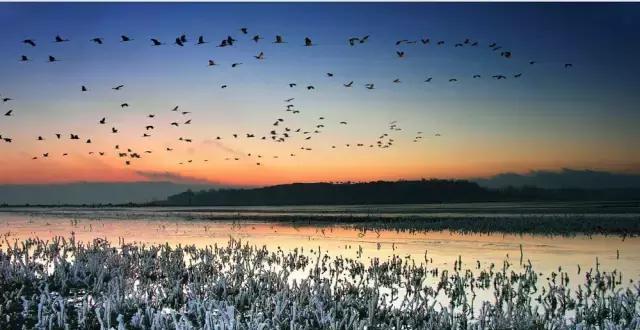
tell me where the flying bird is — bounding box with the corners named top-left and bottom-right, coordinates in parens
top-left (112, 85), bottom-right (124, 90)
top-left (91, 38), bottom-right (103, 44)
top-left (344, 81), bottom-right (353, 87)
top-left (54, 35), bottom-right (69, 43)
top-left (197, 36), bottom-right (207, 45)
top-left (150, 39), bottom-right (163, 46)
top-left (274, 35), bottom-right (285, 44)
top-left (23, 39), bottom-right (36, 47)
top-left (121, 35), bottom-right (133, 42)
top-left (304, 37), bottom-right (313, 46)
top-left (20, 55), bottom-right (29, 62)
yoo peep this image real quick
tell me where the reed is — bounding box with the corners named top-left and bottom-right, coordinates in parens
top-left (0, 235), bottom-right (638, 329)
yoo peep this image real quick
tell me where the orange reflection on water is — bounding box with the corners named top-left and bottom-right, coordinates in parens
top-left (1, 213), bottom-right (639, 280)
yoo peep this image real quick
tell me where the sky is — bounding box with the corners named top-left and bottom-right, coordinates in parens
top-left (0, 2), bottom-right (639, 187)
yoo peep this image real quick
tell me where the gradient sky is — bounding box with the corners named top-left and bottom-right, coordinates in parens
top-left (0, 2), bottom-right (639, 186)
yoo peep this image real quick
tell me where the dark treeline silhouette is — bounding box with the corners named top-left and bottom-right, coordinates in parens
top-left (155, 179), bottom-right (640, 206)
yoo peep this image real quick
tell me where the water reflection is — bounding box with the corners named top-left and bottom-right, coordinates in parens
top-left (1, 211), bottom-right (639, 282)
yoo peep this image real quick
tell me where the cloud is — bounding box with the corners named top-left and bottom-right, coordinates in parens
top-left (134, 170), bottom-right (219, 185)
top-left (473, 168), bottom-right (640, 189)
top-left (201, 139), bottom-right (245, 157)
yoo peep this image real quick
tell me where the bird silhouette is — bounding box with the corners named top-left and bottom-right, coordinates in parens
top-left (23, 39), bottom-right (36, 47)
top-left (565, 63), bottom-right (573, 68)
top-left (81, 85), bottom-right (88, 92)
top-left (252, 35), bottom-right (263, 43)
top-left (175, 38), bottom-right (184, 47)
top-left (112, 85), bottom-right (124, 90)
top-left (396, 51), bottom-right (405, 58)
top-left (99, 117), bottom-right (106, 124)
top-left (254, 52), bottom-right (264, 60)
top-left (48, 56), bottom-right (59, 63)
top-left (344, 81), bottom-right (353, 87)
top-left (121, 103), bottom-right (129, 108)
top-left (197, 36), bottom-right (207, 45)
top-left (150, 38), bottom-right (163, 46)
top-left (231, 62), bottom-right (243, 67)
top-left (274, 35), bottom-right (286, 44)
top-left (304, 37), bottom-right (313, 46)
top-left (55, 35), bottom-right (69, 43)
top-left (121, 35), bottom-right (133, 42)
top-left (240, 27), bottom-right (248, 34)
top-left (20, 55), bottom-right (29, 62)
top-left (4, 110), bottom-right (12, 116)
top-left (91, 38), bottom-right (104, 44)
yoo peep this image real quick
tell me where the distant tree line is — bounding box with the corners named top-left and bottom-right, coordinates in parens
top-left (153, 179), bottom-right (640, 206)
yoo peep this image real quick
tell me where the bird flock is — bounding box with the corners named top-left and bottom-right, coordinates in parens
top-left (1, 29), bottom-right (574, 168)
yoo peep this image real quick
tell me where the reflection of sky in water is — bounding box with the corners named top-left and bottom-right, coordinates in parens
top-left (2, 209), bottom-right (639, 316)
top-left (2, 210), bottom-right (639, 283)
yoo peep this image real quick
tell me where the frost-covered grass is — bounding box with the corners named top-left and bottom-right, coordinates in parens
top-left (0, 236), bottom-right (639, 329)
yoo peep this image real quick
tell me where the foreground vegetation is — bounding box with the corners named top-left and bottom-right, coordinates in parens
top-left (0, 236), bottom-right (638, 329)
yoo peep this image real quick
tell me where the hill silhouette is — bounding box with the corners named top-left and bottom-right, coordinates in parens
top-left (156, 179), bottom-right (640, 206)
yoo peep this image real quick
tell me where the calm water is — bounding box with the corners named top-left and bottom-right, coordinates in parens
top-left (1, 204), bottom-right (639, 283)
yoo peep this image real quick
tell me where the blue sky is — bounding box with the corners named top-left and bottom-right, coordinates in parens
top-left (0, 3), bottom-right (639, 185)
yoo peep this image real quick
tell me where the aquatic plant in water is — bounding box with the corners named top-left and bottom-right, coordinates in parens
top-left (0, 235), bottom-right (638, 329)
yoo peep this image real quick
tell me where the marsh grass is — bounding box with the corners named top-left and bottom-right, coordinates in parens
top-left (0, 235), bottom-right (638, 329)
